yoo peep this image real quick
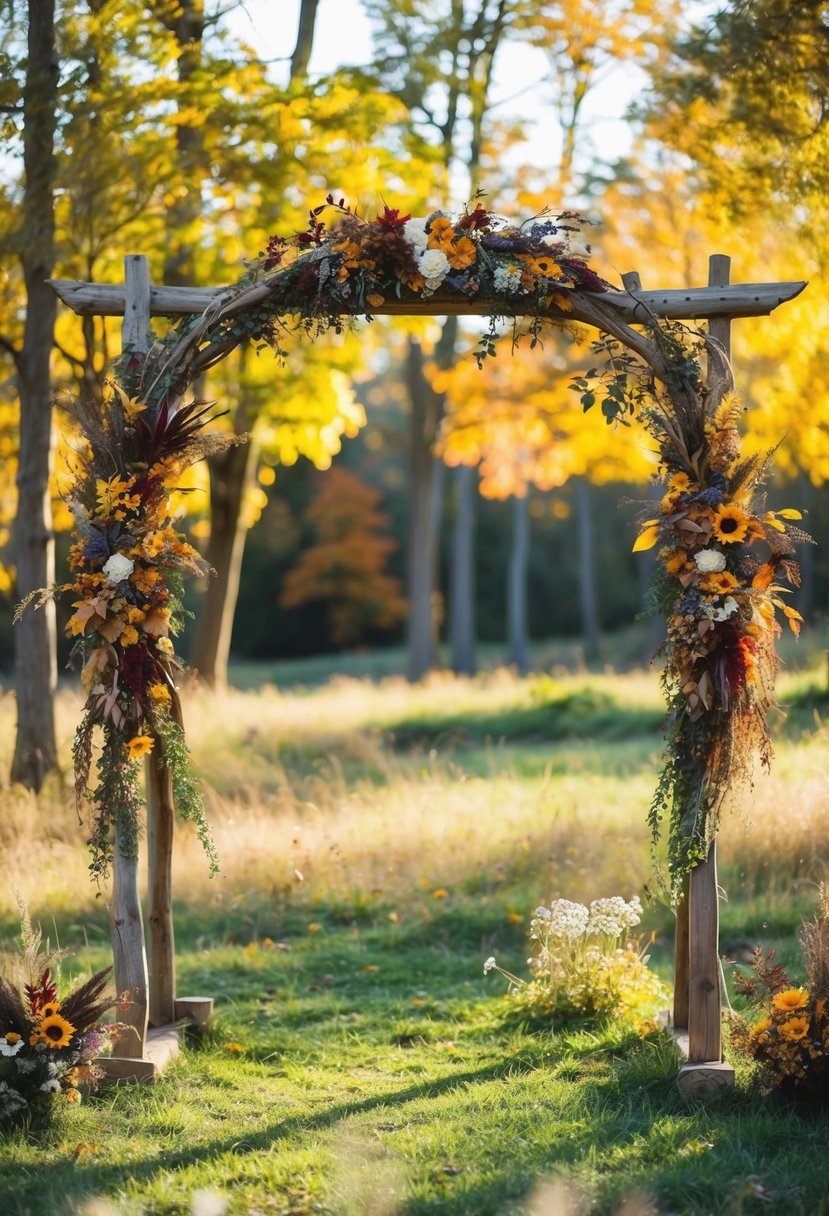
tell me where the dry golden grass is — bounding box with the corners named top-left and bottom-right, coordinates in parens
top-left (0, 667), bottom-right (828, 924)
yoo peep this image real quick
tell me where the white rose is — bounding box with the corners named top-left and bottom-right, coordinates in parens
top-left (694, 548), bottom-right (726, 573)
top-left (418, 248), bottom-right (450, 284)
top-left (404, 218), bottom-right (429, 250)
top-left (102, 553), bottom-right (135, 584)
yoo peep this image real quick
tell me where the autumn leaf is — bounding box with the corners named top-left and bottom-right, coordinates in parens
top-left (632, 522), bottom-right (660, 552)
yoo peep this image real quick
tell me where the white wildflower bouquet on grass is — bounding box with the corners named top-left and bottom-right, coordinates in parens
top-left (485, 895), bottom-right (668, 1027)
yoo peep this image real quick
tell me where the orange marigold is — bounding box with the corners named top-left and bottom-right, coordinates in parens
top-left (427, 216), bottom-right (455, 247)
top-left (445, 236), bottom-right (477, 270)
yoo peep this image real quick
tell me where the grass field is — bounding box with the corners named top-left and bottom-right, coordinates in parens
top-left (2, 644), bottom-right (829, 1215)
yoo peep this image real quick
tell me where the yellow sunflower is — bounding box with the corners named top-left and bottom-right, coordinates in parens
top-left (700, 571), bottom-right (739, 596)
top-left (751, 1017), bottom-right (772, 1038)
top-left (779, 1016), bottom-right (811, 1042)
top-left (40, 1003), bottom-right (60, 1019)
top-left (771, 987), bottom-right (809, 1013)
top-left (126, 735), bottom-right (154, 761)
top-left (148, 682), bottom-right (171, 705)
top-left (667, 471), bottom-right (692, 493)
top-left (711, 503), bottom-right (751, 544)
top-left (38, 1013), bottom-right (76, 1049)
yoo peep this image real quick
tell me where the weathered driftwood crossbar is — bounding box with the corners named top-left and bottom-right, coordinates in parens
top-left (52, 277), bottom-right (806, 321)
top-left (51, 257), bottom-right (806, 1090)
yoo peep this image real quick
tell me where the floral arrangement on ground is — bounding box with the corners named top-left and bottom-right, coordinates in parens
top-left (730, 888), bottom-right (829, 1103)
top-left (0, 906), bottom-right (115, 1128)
top-left (484, 895), bottom-right (667, 1028)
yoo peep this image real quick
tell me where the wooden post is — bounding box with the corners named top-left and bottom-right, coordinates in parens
top-left (109, 824), bottom-right (149, 1057)
top-left (677, 254), bottom-right (736, 1094)
top-left (123, 254), bottom-right (179, 1028)
top-left (146, 751), bottom-right (176, 1027)
top-left (105, 255), bottom-right (154, 1058)
top-left (687, 844), bottom-right (722, 1062)
top-left (123, 254), bottom-right (152, 353)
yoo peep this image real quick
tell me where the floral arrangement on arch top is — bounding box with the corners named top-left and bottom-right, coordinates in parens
top-left (247, 198), bottom-right (611, 364)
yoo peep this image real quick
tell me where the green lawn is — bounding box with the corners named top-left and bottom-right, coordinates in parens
top-left (2, 657), bottom-right (829, 1215)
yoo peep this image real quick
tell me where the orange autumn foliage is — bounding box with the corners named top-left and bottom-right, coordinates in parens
top-left (280, 468), bottom-right (406, 647)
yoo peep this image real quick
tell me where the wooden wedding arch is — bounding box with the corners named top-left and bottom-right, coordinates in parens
top-left (51, 240), bottom-right (806, 1091)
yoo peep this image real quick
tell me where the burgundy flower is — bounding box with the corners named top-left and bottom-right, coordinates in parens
top-left (376, 205), bottom-right (412, 230)
top-left (458, 203), bottom-right (491, 231)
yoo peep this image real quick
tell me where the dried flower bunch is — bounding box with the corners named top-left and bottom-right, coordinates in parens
top-left (0, 905), bottom-right (115, 1127)
top-left (484, 895), bottom-right (667, 1026)
top-left (615, 325), bottom-right (811, 893)
top-left (261, 196), bottom-right (607, 311)
top-left (18, 378), bottom-right (225, 879)
top-left (731, 888), bottom-right (829, 1101)
top-left (208, 197), bottom-right (612, 374)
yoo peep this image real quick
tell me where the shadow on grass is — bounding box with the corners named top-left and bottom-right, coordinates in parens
top-left (7, 1029), bottom-right (825, 1216)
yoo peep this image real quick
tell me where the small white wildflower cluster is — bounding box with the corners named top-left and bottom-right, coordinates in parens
top-left (493, 263), bottom-right (527, 294)
top-left (485, 894), bottom-right (666, 1026)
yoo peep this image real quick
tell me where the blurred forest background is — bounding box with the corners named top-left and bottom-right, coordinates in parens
top-left (2, 0), bottom-right (828, 705)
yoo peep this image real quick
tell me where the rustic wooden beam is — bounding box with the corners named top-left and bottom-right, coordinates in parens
top-left (49, 277), bottom-right (807, 322)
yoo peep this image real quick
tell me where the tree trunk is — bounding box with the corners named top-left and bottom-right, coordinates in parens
top-left (449, 462), bottom-right (476, 675)
top-left (575, 476), bottom-right (600, 663)
top-left (174, 0), bottom-right (320, 685)
top-left (508, 493), bottom-right (530, 674)
top-left (190, 435), bottom-right (259, 687)
top-left (290, 0), bottom-right (319, 79)
top-left (11, 0), bottom-right (59, 790)
top-left (405, 339), bottom-right (439, 680)
top-left (403, 318), bottom-right (458, 681)
top-left (151, 0), bottom-right (205, 289)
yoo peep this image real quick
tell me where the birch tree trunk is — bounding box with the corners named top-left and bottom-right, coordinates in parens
top-left (449, 463), bottom-right (476, 675)
top-left (11, 0), bottom-right (59, 790)
top-left (507, 493), bottom-right (530, 674)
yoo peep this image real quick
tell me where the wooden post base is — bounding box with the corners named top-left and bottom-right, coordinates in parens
top-left (174, 996), bottom-right (214, 1027)
top-left (95, 1025), bottom-right (181, 1082)
top-left (669, 1026), bottom-right (735, 1096)
top-left (96, 996), bottom-right (214, 1082)
top-left (677, 1059), bottom-right (735, 1097)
